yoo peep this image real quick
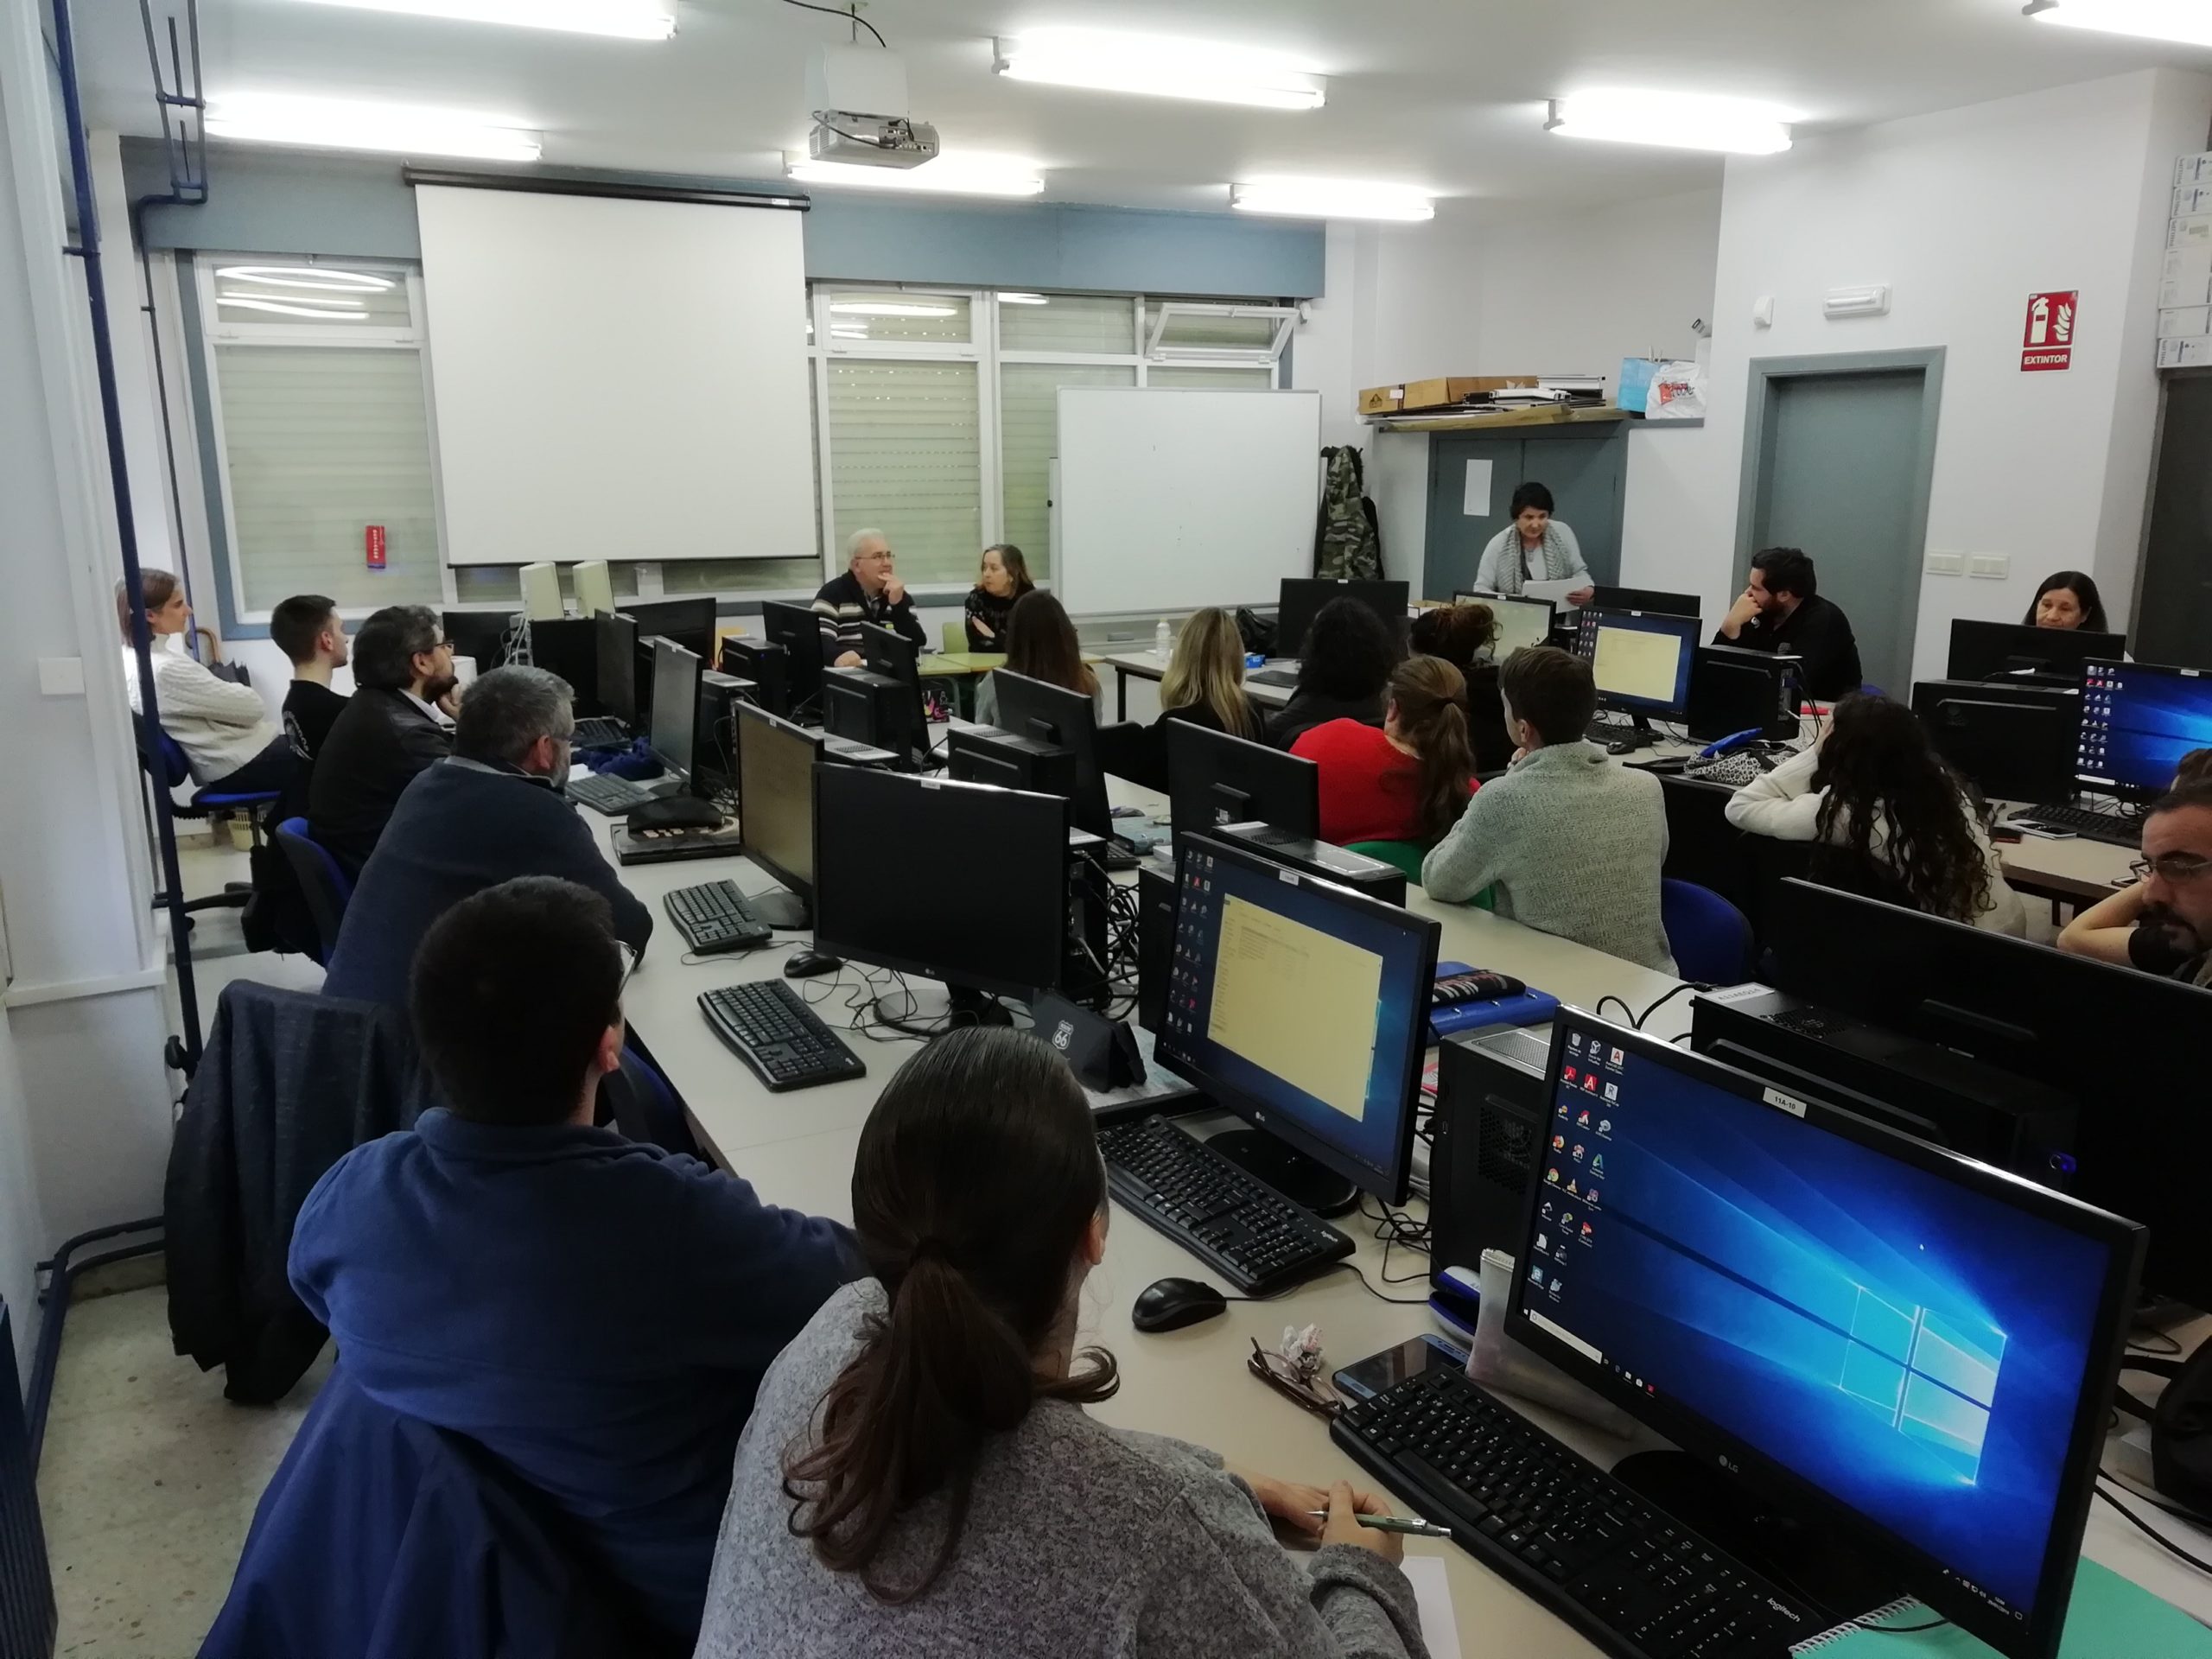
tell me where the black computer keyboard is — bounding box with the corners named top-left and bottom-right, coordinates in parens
top-left (1096, 1116), bottom-right (1353, 1294)
top-left (1247, 665), bottom-right (1300, 689)
top-left (572, 716), bottom-right (628, 747)
top-left (697, 980), bottom-right (868, 1092)
top-left (664, 880), bottom-right (772, 954)
top-left (568, 772), bottom-right (658, 815)
top-left (1336, 1368), bottom-right (1816, 1659)
top-left (1586, 718), bottom-right (1645, 747)
top-left (2014, 801), bottom-right (2142, 846)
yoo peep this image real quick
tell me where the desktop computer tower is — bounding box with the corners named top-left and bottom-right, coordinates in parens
top-left (1429, 1027), bottom-right (1553, 1274)
top-left (1213, 823), bottom-right (1408, 906)
top-left (946, 728), bottom-right (1077, 797)
top-left (822, 667), bottom-right (919, 768)
top-left (694, 671), bottom-right (748, 798)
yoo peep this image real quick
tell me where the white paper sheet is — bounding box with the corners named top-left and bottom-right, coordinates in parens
top-left (1462, 458), bottom-right (1493, 518)
top-left (1521, 576), bottom-right (1587, 606)
top-left (1402, 1554), bottom-right (1465, 1659)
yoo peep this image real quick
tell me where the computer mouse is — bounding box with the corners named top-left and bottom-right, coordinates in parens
top-left (1133, 1277), bottom-right (1229, 1333)
top-left (627, 796), bottom-right (722, 833)
top-left (1606, 738), bottom-right (1637, 756)
top-left (783, 950), bottom-right (842, 979)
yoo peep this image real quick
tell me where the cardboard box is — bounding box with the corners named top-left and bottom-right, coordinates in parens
top-left (1358, 375), bottom-right (1541, 416)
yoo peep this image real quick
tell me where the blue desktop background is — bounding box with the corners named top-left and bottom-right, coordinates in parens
top-left (2078, 666), bottom-right (2212, 791)
top-left (1526, 1031), bottom-right (2112, 1613)
top-left (1159, 847), bottom-right (1431, 1186)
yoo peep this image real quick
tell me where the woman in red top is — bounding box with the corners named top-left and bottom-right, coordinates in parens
top-left (1291, 656), bottom-right (1476, 848)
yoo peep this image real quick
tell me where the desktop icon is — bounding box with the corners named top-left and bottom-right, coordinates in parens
top-left (1604, 1083), bottom-right (1618, 1103)
top-left (1576, 1109), bottom-right (1592, 1127)
top-left (1557, 1102), bottom-right (1570, 1117)
top-left (1529, 1264), bottom-right (1545, 1286)
top-left (1546, 1167), bottom-right (1560, 1185)
top-left (1541, 1199), bottom-right (1554, 1218)
top-left (1535, 1233), bottom-right (1548, 1253)
top-left (1572, 1143), bottom-right (1586, 1162)
top-left (1609, 1047), bottom-right (1625, 1066)
top-left (1552, 1135), bottom-right (1566, 1151)
top-left (1580, 1222), bottom-right (1593, 1240)
top-left (1591, 1154), bottom-right (1605, 1178)
top-left (1566, 1178), bottom-right (1580, 1196)
top-left (1584, 1187), bottom-right (1599, 1205)
top-left (1560, 1211), bottom-right (1574, 1230)
top-left (1583, 1075), bottom-right (1600, 1093)
top-left (1598, 1118), bottom-right (1611, 1136)
top-left (1563, 1065), bottom-right (1579, 1084)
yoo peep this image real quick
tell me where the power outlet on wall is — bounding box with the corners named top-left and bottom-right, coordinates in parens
top-left (1924, 550), bottom-right (1966, 576)
top-left (1967, 553), bottom-right (2010, 579)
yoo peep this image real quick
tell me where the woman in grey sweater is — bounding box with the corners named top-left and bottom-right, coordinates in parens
top-left (692, 1028), bottom-right (1429, 1659)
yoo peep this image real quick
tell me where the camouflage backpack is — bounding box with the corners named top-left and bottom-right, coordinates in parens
top-left (1313, 444), bottom-right (1382, 580)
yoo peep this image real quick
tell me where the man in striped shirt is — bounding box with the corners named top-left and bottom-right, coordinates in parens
top-left (810, 528), bottom-right (929, 666)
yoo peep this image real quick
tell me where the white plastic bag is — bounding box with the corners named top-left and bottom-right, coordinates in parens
top-left (1467, 1249), bottom-right (1636, 1437)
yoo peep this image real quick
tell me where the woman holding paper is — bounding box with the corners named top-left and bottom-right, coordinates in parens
top-left (1473, 481), bottom-right (1594, 607)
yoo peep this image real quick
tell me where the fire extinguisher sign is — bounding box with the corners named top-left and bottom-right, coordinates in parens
top-left (365, 524), bottom-right (387, 569)
top-left (2022, 290), bottom-right (2077, 372)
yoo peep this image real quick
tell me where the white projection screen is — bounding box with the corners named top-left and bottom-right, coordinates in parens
top-left (414, 184), bottom-right (814, 564)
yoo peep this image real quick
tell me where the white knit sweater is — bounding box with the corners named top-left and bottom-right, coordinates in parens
top-left (123, 638), bottom-right (280, 784)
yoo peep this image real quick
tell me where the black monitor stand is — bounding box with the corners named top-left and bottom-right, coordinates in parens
top-left (1206, 1128), bottom-right (1361, 1218)
top-left (750, 890), bottom-right (812, 932)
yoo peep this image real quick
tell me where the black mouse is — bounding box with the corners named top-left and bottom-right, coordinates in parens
top-left (1133, 1277), bottom-right (1228, 1332)
top-left (783, 950), bottom-right (842, 980)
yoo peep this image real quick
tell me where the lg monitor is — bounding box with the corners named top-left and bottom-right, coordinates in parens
top-left (647, 636), bottom-right (702, 785)
top-left (988, 670), bottom-right (1111, 839)
top-left (1575, 607), bottom-right (1700, 732)
top-left (573, 559), bottom-right (616, 619)
top-left (1453, 591), bottom-right (1554, 658)
top-left (717, 636), bottom-right (789, 720)
top-left (814, 765), bottom-right (1068, 1004)
top-left (733, 699), bottom-right (820, 929)
top-left (1910, 679), bottom-right (2077, 804)
top-left (1948, 620), bottom-right (2125, 685)
top-left (594, 611), bottom-right (639, 728)
top-left (1275, 578), bottom-right (1410, 660)
top-left (1587, 584), bottom-right (1700, 619)
top-left (1155, 830), bottom-right (1441, 1211)
top-left (2075, 658), bottom-right (2212, 798)
top-left (760, 600), bottom-right (827, 718)
top-left (1503, 1014), bottom-right (2139, 1659)
top-left (1166, 719), bottom-right (1319, 839)
top-left (621, 599), bottom-right (718, 669)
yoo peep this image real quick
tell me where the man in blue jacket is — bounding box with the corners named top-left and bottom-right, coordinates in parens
top-left (290, 877), bottom-right (854, 1642)
top-left (322, 663), bottom-right (652, 1008)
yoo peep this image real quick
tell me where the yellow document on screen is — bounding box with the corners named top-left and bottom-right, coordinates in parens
top-left (1206, 894), bottom-right (1382, 1120)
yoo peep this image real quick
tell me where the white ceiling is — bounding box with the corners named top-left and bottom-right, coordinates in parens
top-left (72, 0), bottom-right (2212, 214)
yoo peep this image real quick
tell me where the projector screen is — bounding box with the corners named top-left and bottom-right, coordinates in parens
top-left (414, 184), bottom-right (814, 564)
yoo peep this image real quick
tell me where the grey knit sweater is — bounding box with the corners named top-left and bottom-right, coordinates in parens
top-left (692, 1281), bottom-right (1430, 1659)
top-left (1421, 741), bottom-right (1677, 974)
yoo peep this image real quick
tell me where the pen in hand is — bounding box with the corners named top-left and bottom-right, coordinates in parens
top-left (1307, 1510), bottom-right (1452, 1539)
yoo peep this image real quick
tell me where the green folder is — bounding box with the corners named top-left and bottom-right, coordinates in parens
top-left (1789, 1559), bottom-right (2211, 1656)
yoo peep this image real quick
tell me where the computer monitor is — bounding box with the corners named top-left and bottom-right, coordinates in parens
top-left (734, 699), bottom-right (819, 929)
top-left (522, 619), bottom-right (596, 708)
top-left (1166, 719), bottom-right (1319, 838)
top-left (1686, 643), bottom-right (1800, 742)
top-left (717, 636), bottom-right (789, 720)
top-left (760, 600), bottom-right (826, 718)
top-left (519, 561), bottom-right (563, 623)
top-left (1575, 607), bottom-right (1699, 721)
top-left (1275, 578), bottom-right (1410, 660)
top-left (988, 670), bottom-right (1110, 839)
top-left (823, 620), bottom-right (927, 766)
top-left (1910, 679), bottom-right (2077, 803)
top-left (1507, 1014), bottom-right (2139, 1659)
top-left (1764, 877), bottom-right (2212, 1312)
top-left (1453, 590), bottom-right (1554, 658)
top-left (1156, 831), bottom-right (1441, 1210)
top-left (594, 611), bottom-right (639, 728)
top-left (620, 599), bottom-right (717, 668)
top-left (442, 609), bottom-right (512, 677)
top-left (573, 560), bottom-right (615, 619)
top-left (646, 637), bottom-right (701, 784)
top-left (1947, 620), bottom-right (2125, 684)
top-left (2076, 659), bottom-right (2212, 798)
top-left (1588, 584), bottom-right (1700, 619)
top-left (814, 765), bottom-right (1069, 1003)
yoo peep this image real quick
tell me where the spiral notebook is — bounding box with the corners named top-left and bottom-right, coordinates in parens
top-left (1788, 1558), bottom-right (2212, 1656)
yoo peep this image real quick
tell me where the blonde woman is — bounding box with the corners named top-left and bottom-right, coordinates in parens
top-left (1154, 608), bottom-right (1262, 742)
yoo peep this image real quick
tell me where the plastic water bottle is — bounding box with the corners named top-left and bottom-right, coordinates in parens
top-left (1154, 619), bottom-right (1172, 659)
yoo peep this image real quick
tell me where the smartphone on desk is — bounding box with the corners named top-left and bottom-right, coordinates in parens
top-left (1332, 1333), bottom-right (1467, 1405)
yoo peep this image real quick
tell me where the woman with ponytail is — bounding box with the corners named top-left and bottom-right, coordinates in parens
top-left (695, 1027), bottom-right (1428, 1658)
top-left (1292, 655), bottom-right (1478, 849)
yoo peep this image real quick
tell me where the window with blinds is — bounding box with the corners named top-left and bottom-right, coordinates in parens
top-left (825, 359), bottom-right (982, 586)
top-left (1000, 293), bottom-right (1136, 354)
top-left (999, 362), bottom-right (1135, 576)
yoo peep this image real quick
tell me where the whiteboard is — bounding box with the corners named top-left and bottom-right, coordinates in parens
top-left (1054, 388), bottom-right (1321, 617)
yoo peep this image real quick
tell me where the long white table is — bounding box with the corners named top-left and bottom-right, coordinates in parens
top-left (586, 772), bottom-right (2212, 1652)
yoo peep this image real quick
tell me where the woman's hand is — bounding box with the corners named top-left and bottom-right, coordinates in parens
top-left (1567, 585), bottom-right (1595, 607)
top-left (1320, 1480), bottom-right (1402, 1563)
top-left (971, 618), bottom-right (995, 641)
top-left (1226, 1464), bottom-right (1330, 1541)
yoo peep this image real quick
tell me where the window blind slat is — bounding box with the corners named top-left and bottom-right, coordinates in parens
top-left (826, 359), bottom-right (981, 583)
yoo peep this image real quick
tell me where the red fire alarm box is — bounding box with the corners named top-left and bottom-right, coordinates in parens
top-left (365, 524), bottom-right (387, 569)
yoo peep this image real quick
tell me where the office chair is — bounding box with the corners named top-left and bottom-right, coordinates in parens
top-left (1660, 879), bottom-right (1756, 987)
top-left (273, 818), bottom-right (354, 964)
top-left (1096, 721), bottom-right (1168, 794)
top-left (940, 620), bottom-right (965, 655)
top-left (132, 711), bottom-right (282, 913)
top-left (0, 1297), bottom-right (54, 1659)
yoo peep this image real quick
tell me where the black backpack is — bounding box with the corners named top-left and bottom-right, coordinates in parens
top-left (2115, 1338), bottom-right (2212, 1516)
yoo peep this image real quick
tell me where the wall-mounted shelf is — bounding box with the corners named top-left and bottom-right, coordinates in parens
top-left (1363, 404), bottom-right (1630, 434)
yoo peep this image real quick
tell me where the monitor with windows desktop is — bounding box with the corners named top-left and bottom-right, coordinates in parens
top-left (760, 600), bottom-right (827, 719)
top-left (1453, 590), bottom-right (1555, 657)
top-left (1165, 720), bottom-right (1319, 838)
top-left (1573, 607), bottom-right (1700, 747)
top-left (2075, 659), bottom-right (2212, 798)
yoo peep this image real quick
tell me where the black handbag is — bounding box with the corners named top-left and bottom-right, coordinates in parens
top-left (2115, 1337), bottom-right (2212, 1515)
top-left (1235, 607), bottom-right (1277, 658)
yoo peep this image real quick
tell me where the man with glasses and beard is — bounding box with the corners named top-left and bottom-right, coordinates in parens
top-left (2059, 782), bottom-right (2212, 987)
top-left (308, 603), bottom-right (461, 874)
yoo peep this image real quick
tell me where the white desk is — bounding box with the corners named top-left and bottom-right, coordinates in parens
top-left (1102, 649), bottom-right (1295, 721)
top-left (585, 782), bottom-right (2212, 1652)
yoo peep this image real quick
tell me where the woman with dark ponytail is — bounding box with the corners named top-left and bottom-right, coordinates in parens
top-left (1292, 655), bottom-right (1478, 849)
top-left (695, 1027), bottom-right (1429, 1658)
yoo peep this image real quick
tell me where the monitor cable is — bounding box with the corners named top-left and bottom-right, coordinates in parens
top-left (2094, 1478), bottom-right (2212, 1576)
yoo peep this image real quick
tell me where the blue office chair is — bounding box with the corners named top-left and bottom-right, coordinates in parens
top-left (1661, 879), bottom-right (1756, 987)
top-left (131, 711), bottom-right (283, 916)
top-left (273, 817), bottom-right (355, 964)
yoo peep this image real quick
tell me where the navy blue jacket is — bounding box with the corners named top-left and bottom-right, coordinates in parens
top-left (322, 759), bottom-right (652, 1009)
top-left (290, 1109), bottom-right (854, 1642)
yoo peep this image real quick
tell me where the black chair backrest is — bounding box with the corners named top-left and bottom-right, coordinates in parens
top-left (0, 1299), bottom-right (56, 1659)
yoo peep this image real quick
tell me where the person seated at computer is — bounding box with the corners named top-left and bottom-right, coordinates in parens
top-left (2024, 569), bottom-right (2110, 633)
top-left (118, 567), bottom-right (296, 795)
top-left (292, 877), bottom-right (852, 1644)
top-left (975, 591), bottom-right (1099, 728)
top-left (1293, 656), bottom-right (1477, 849)
top-left (963, 543), bottom-right (1034, 652)
top-left (816, 529), bottom-right (929, 667)
top-left (1422, 647), bottom-right (1675, 972)
top-left (1154, 606), bottom-right (1262, 741)
top-left (1724, 695), bottom-right (2025, 935)
top-left (1266, 597), bottom-right (1402, 749)
top-left (692, 1026), bottom-right (1425, 1659)
top-left (308, 604), bottom-right (458, 875)
top-left (1409, 601), bottom-right (1513, 772)
top-left (1713, 546), bottom-right (1862, 702)
top-left (322, 665), bottom-right (652, 1008)
top-left (2057, 782), bottom-right (2212, 982)
top-left (271, 593), bottom-right (349, 772)
top-left (1471, 481), bottom-right (1595, 607)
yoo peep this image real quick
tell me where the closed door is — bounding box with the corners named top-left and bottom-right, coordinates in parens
top-left (1748, 370), bottom-right (1930, 696)
top-left (1423, 429), bottom-right (1627, 601)
top-left (2138, 375), bottom-right (2212, 669)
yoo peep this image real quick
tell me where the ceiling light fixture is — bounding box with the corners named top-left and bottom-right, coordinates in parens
top-left (1544, 90), bottom-right (1793, 156)
top-left (827, 300), bottom-right (959, 318)
top-left (785, 154), bottom-right (1044, 197)
top-left (1230, 180), bottom-right (1434, 222)
top-left (289, 0), bottom-right (675, 40)
top-left (218, 295), bottom-right (371, 319)
top-left (2022, 0), bottom-right (2212, 48)
top-left (993, 32), bottom-right (1326, 111)
top-left (206, 92), bottom-right (543, 162)
top-left (997, 292), bottom-right (1049, 305)
top-left (214, 264), bottom-right (395, 291)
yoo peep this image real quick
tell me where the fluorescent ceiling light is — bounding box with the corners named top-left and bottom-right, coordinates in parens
top-left (994, 31), bottom-right (1325, 111)
top-left (1545, 91), bottom-right (1792, 155)
top-left (1230, 179), bottom-right (1434, 222)
top-left (288, 0), bottom-right (675, 38)
top-left (998, 292), bottom-right (1048, 305)
top-left (830, 326), bottom-right (869, 339)
top-left (219, 295), bottom-right (370, 319)
top-left (206, 92), bottom-right (543, 161)
top-left (784, 154), bottom-right (1044, 197)
top-left (2023, 0), bottom-right (2212, 48)
top-left (828, 300), bottom-right (959, 318)
top-left (214, 264), bottom-right (394, 291)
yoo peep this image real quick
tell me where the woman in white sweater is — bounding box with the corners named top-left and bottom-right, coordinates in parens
top-left (119, 569), bottom-right (293, 793)
top-left (1725, 694), bottom-right (2024, 935)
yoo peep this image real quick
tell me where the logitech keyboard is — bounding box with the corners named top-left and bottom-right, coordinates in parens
top-left (1336, 1366), bottom-right (1817, 1659)
top-left (698, 979), bottom-right (867, 1092)
top-left (2012, 802), bottom-right (2141, 847)
top-left (568, 772), bottom-right (658, 815)
top-left (664, 880), bottom-right (772, 954)
top-left (1097, 1115), bottom-right (1353, 1294)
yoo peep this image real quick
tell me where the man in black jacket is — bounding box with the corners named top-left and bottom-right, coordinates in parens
top-left (322, 664), bottom-right (652, 1009)
top-left (1713, 545), bottom-right (1864, 702)
top-left (308, 604), bottom-right (456, 874)
top-left (810, 527), bottom-right (928, 665)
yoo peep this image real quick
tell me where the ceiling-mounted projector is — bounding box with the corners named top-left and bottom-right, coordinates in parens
top-left (807, 44), bottom-right (939, 169)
